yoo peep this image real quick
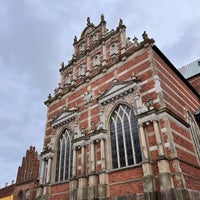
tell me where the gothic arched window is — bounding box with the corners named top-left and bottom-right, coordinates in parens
top-left (187, 111), bottom-right (200, 162)
top-left (19, 191), bottom-right (23, 200)
top-left (55, 128), bottom-right (73, 182)
top-left (109, 104), bottom-right (142, 169)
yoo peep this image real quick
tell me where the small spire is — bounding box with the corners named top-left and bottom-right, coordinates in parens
top-left (101, 14), bottom-right (105, 23)
top-left (60, 62), bottom-right (64, 68)
top-left (133, 36), bottom-right (139, 46)
top-left (119, 18), bottom-right (123, 26)
top-left (74, 35), bottom-right (77, 43)
top-left (87, 17), bottom-right (91, 25)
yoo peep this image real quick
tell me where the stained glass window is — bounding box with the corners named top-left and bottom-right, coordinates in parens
top-left (110, 104), bottom-right (142, 169)
top-left (55, 128), bottom-right (73, 182)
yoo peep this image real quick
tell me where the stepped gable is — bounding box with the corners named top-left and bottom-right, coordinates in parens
top-left (16, 146), bottom-right (39, 184)
top-left (44, 15), bottom-right (154, 106)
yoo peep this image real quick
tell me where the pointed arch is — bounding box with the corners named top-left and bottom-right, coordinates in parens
top-left (109, 104), bottom-right (142, 169)
top-left (186, 110), bottom-right (200, 163)
top-left (55, 128), bottom-right (74, 182)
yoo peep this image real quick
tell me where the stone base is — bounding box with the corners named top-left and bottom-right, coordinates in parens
top-left (87, 186), bottom-right (98, 200)
top-left (68, 190), bottom-right (77, 200)
top-left (77, 187), bottom-right (88, 200)
top-left (90, 189), bottom-right (200, 200)
top-left (35, 194), bottom-right (49, 200)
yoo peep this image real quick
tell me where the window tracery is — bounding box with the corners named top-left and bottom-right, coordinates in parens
top-left (187, 111), bottom-right (200, 162)
top-left (55, 128), bottom-right (73, 182)
top-left (109, 104), bottom-right (142, 169)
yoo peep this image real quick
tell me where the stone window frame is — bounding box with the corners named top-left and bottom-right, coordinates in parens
top-left (110, 42), bottom-right (118, 58)
top-left (93, 54), bottom-right (101, 68)
top-left (65, 73), bottom-right (71, 85)
top-left (93, 32), bottom-right (99, 43)
top-left (109, 103), bottom-right (142, 169)
top-left (187, 110), bottom-right (200, 163)
top-left (79, 43), bottom-right (85, 52)
top-left (78, 64), bottom-right (85, 77)
top-left (55, 128), bottom-right (73, 182)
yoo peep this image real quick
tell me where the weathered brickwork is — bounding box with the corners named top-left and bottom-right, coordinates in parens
top-left (35, 16), bottom-right (200, 200)
top-left (188, 75), bottom-right (200, 94)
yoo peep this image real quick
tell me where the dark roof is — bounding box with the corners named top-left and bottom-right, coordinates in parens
top-left (179, 58), bottom-right (200, 79)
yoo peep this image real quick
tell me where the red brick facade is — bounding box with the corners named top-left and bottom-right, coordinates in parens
top-left (188, 74), bottom-right (200, 95)
top-left (13, 146), bottom-right (40, 200)
top-left (35, 16), bottom-right (200, 200)
top-left (0, 147), bottom-right (40, 200)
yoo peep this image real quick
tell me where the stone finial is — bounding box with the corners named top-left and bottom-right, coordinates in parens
top-left (60, 62), bottom-right (64, 69)
top-left (74, 35), bottom-right (77, 44)
top-left (101, 14), bottom-right (105, 23)
top-left (119, 18), bottom-right (123, 26)
top-left (48, 94), bottom-right (52, 100)
top-left (87, 17), bottom-right (91, 25)
top-left (133, 36), bottom-right (139, 46)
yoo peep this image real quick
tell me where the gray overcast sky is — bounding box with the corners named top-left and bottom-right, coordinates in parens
top-left (0, 0), bottom-right (200, 188)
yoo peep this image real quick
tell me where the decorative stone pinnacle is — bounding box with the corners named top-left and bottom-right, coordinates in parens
top-left (48, 94), bottom-right (52, 100)
top-left (119, 18), bottom-right (123, 26)
top-left (87, 17), bottom-right (91, 25)
top-left (60, 62), bottom-right (64, 68)
top-left (74, 36), bottom-right (77, 43)
top-left (101, 14), bottom-right (105, 23)
top-left (133, 36), bottom-right (138, 44)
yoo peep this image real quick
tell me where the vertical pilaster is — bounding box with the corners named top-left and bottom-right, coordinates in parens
top-left (72, 63), bottom-right (77, 86)
top-left (153, 120), bottom-right (164, 156)
top-left (139, 124), bottom-right (156, 197)
top-left (98, 138), bottom-right (108, 198)
top-left (69, 147), bottom-right (78, 200)
top-left (77, 144), bottom-right (88, 200)
top-left (139, 124), bottom-right (149, 160)
top-left (90, 141), bottom-right (95, 173)
top-left (72, 147), bottom-right (77, 177)
top-left (86, 53), bottom-right (90, 77)
top-left (153, 120), bottom-right (174, 197)
top-left (88, 140), bottom-right (98, 199)
top-left (100, 139), bottom-right (106, 170)
top-left (102, 42), bottom-right (107, 67)
top-left (39, 159), bottom-right (45, 184)
top-left (46, 157), bottom-right (52, 183)
top-left (81, 145), bottom-right (86, 176)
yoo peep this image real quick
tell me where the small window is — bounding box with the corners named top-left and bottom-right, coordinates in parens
top-left (110, 43), bottom-right (118, 56)
top-left (93, 54), bottom-right (100, 67)
top-left (93, 32), bottom-right (98, 42)
top-left (79, 65), bottom-right (85, 76)
top-left (65, 74), bottom-right (71, 85)
top-left (19, 191), bottom-right (23, 200)
top-left (79, 43), bottom-right (85, 52)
